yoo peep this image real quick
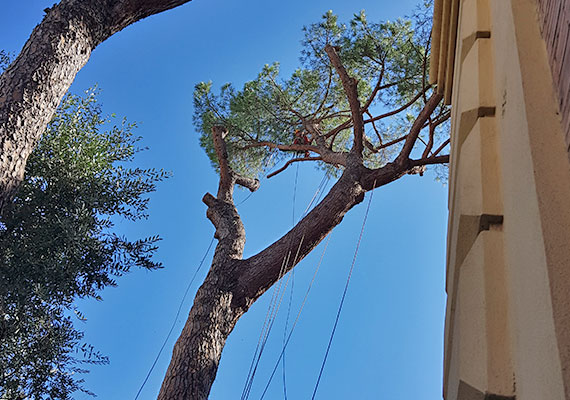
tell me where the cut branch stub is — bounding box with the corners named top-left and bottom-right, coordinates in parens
top-left (211, 125), bottom-right (260, 201)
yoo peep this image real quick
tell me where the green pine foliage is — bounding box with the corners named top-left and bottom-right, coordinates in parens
top-left (194, 3), bottom-right (448, 179)
top-left (0, 89), bottom-right (169, 399)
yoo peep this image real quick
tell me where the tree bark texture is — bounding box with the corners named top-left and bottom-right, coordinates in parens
top-left (157, 158), bottom-right (420, 399)
top-left (0, 0), bottom-right (192, 214)
top-left (157, 59), bottom-right (446, 397)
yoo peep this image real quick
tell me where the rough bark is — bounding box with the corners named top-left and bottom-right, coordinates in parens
top-left (157, 155), bottom-right (421, 399)
top-left (0, 0), bottom-right (193, 214)
top-left (157, 50), bottom-right (448, 399)
top-left (325, 44), bottom-right (364, 156)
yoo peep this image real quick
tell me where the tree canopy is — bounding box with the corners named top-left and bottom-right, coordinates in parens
top-left (194, 7), bottom-right (449, 181)
top-left (0, 90), bottom-right (168, 399)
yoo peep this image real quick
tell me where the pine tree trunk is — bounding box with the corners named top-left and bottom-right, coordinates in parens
top-left (157, 261), bottom-right (245, 399)
top-left (0, 0), bottom-right (192, 214)
top-left (157, 165), bottom-right (393, 399)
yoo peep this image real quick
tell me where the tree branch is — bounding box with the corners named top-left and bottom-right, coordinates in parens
top-left (325, 44), bottom-right (364, 156)
top-left (363, 86), bottom-right (429, 125)
top-left (361, 65), bottom-right (385, 112)
top-left (395, 92), bottom-right (443, 165)
top-left (267, 156), bottom-right (323, 178)
top-left (421, 123), bottom-right (435, 159)
top-left (234, 175), bottom-right (260, 192)
top-left (244, 140), bottom-right (347, 167)
top-left (366, 110), bottom-right (383, 144)
top-left (432, 138), bottom-right (450, 156)
top-left (409, 155), bottom-right (450, 167)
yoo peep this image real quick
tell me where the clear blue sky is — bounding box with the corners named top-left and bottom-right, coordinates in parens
top-left (1, 1), bottom-right (448, 399)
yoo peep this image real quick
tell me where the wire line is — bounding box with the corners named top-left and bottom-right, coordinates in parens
top-left (242, 172), bottom-right (329, 399)
top-left (310, 185), bottom-right (376, 400)
top-left (133, 237), bottom-right (215, 400)
top-left (258, 233), bottom-right (331, 400)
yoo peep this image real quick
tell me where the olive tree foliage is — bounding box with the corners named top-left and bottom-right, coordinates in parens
top-left (0, 0), bottom-right (194, 214)
top-left (0, 89), bottom-right (169, 399)
top-left (158, 4), bottom-right (450, 399)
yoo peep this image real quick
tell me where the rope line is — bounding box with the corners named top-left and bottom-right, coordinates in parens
top-left (242, 237), bottom-right (304, 400)
top-left (242, 171), bottom-right (329, 399)
top-left (310, 184), bottom-right (376, 400)
top-left (258, 233), bottom-right (332, 400)
top-left (133, 237), bottom-right (215, 400)
top-left (240, 252), bottom-right (291, 400)
top-left (282, 163), bottom-right (299, 400)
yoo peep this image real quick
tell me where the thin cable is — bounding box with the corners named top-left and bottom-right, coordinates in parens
top-left (242, 237), bottom-right (305, 400)
top-left (258, 234), bottom-right (331, 400)
top-left (310, 185), bottom-right (376, 400)
top-left (282, 269), bottom-right (293, 400)
top-left (282, 163), bottom-right (299, 400)
top-left (243, 266), bottom-right (295, 399)
top-left (134, 237), bottom-right (215, 400)
top-left (242, 171), bottom-right (329, 399)
top-left (241, 156), bottom-right (299, 398)
top-left (301, 174), bottom-right (328, 217)
top-left (241, 253), bottom-right (291, 400)
top-left (236, 191), bottom-right (255, 206)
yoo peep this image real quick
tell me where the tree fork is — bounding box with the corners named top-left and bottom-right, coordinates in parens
top-left (158, 131), bottom-right (432, 398)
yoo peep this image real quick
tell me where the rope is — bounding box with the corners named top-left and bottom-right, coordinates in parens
top-left (258, 233), bottom-right (331, 400)
top-left (242, 238), bottom-right (304, 400)
top-left (133, 237), bottom-right (215, 400)
top-left (242, 171), bottom-right (329, 399)
top-left (282, 163), bottom-right (300, 400)
top-left (310, 184), bottom-right (376, 400)
top-left (240, 252), bottom-right (292, 400)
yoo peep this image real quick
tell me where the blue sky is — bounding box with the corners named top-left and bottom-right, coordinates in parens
top-left (2, 1), bottom-right (447, 399)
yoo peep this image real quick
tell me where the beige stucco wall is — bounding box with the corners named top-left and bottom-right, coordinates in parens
top-left (443, 0), bottom-right (570, 399)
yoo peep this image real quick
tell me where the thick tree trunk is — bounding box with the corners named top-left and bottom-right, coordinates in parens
top-left (157, 156), bottom-right (412, 399)
top-left (156, 53), bottom-right (445, 398)
top-left (157, 257), bottom-right (246, 399)
top-left (0, 0), bottom-right (192, 214)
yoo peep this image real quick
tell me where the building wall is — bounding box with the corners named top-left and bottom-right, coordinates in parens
top-left (535, 0), bottom-right (570, 152)
top-left (436, 0), bottom-right (570, 399)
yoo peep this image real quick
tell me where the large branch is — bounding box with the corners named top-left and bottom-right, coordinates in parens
top-left (0, 0), bottom-right (193, 214)
top-left (236, 158), bottom-right (413, 304)
top-left (395, 92), bottom-right (443, 166)
top-left (324, 44), bottom-right (364, 155)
